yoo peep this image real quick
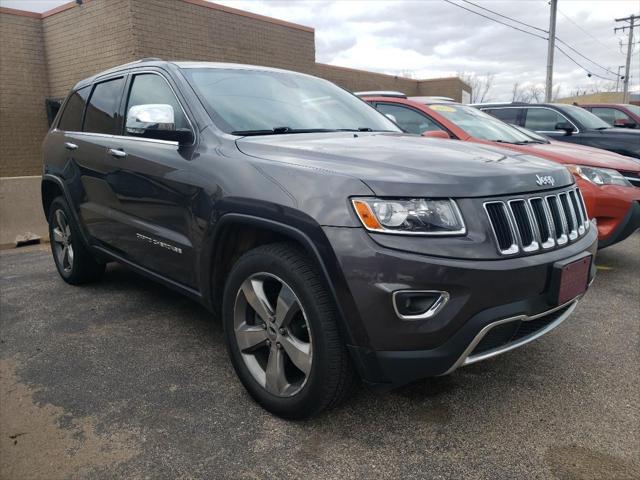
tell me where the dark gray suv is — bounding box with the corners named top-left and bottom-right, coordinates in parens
top-left (42, 60), bottom-right (597, 418)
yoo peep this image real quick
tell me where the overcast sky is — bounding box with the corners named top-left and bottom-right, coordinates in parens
top-left (3, 0), bottom-right (638, 101)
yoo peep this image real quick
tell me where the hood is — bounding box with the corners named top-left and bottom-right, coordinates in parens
top-left (505, 141), bottom-right (640, 171)
top-left (236, 132), bottom-right (573, 197)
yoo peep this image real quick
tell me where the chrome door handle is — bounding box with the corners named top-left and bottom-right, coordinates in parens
top-left (108, 148), bottom-right (127, 158)
top-left (64, 142), bottom-right (78, 150)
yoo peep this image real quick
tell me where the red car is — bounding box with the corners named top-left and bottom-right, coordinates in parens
top-left (580, 103), bottom-right (640, 129)
top-left (361, 94), bottom-right (640, 248)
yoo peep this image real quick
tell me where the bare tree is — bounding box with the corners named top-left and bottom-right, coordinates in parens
top-left (524, 84), bottom-right (544, 103)
top-left (458, 72), bottom-right (495, 103)
top-left (551, 84), bottom-right (563, 101)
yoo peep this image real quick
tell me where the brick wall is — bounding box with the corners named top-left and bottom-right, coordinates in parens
top-left (0, 10), bottom-right (50, 177)
top-left (42, 0), bottom-right (136, 98)
top-left (314, 63), bottom-right (420, 95)
top-left (131, 0), bottom-right (316, 72)
top-left (417, 78), bottom-right (472, 102)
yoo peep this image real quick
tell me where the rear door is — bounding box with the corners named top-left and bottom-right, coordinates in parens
top-left (97, 71), bottom-right (199, 287)
top-left (70, 76), bottom-right (127, 245)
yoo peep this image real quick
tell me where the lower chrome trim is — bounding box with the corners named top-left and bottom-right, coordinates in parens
top-left (442, 297), bottom-right (581, 375)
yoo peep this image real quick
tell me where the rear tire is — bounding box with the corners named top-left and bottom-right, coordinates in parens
top-left (222, 242), bottom-right (355, 419)
top-left (48, 196), bottom-right (105, 285)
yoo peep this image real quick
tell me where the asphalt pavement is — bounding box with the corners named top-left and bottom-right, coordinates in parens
top-left (1, 233), bottom-right (639, 479)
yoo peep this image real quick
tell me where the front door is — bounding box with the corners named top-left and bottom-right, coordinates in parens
top-left (97, 72), bottom-right (199, 287)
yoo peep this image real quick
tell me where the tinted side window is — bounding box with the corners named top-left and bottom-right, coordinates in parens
top-left (375, 103), bottom-right (444, 135)
top-left (84, 77), bottom-right (125, 134)
top-left (125, 74), bottom-right (189, 136)
top-left (58, 87), bottom-right (90, 131)
top-left (590, 107), bottom-right (616, 125)
top-left (485, 108), bottom-right (521, 125)
top-left (524, 108), bottom-right (566, 131)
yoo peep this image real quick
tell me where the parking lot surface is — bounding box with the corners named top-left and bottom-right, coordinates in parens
top-left (1, 234), bottom-right (639, 479)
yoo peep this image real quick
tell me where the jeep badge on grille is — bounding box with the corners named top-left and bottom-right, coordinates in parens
top-left (536, 174), bottom-right (555, 186)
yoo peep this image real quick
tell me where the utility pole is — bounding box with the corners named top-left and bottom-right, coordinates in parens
top-left (615, 14), bottom-right (638, 103)
top-left (545, 0), bottom-right (558, 102)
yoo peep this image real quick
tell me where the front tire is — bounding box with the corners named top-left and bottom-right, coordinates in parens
top-left (48, 196), bottom-right (105, 285)
top-left (222, 242), bottom-right (355, 419)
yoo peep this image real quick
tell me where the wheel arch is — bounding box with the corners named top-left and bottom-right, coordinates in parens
top-left (203, 213), bottom-right (369, 353)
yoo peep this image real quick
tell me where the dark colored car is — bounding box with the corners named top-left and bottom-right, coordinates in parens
top-left (361, 94), bottom-right (640, 249)
top-left (475, 102), bottom-right (640, 159)
top-left (580, 103), bottom-right (640, 129)
top-left (42, 60), bottom-right (597, 419)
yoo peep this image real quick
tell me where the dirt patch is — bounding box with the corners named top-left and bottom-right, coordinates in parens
top-left (0, 357), bottom-right (141, 480)
top-left (546, 444), bottom-right (640, 480)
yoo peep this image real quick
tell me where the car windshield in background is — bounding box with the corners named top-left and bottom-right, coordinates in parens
top-left (559, 104), bottom-right (611, 130)
top-left (429, 104), bottom-right (534, 144)
top-left (626, 104), bottom-right (640, 115)
top-left (182, 68), bottom-right (400, 135)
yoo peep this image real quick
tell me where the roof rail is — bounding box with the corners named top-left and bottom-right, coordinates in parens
top-left (354, 91), bottom-right (407, 98)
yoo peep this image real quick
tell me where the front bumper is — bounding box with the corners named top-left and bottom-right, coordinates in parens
top-left (577, 179), bottom-right (640, 248)
top-left (598, 200), bottom-right (640, 249)
top-left (323, 224), bottom-right (598, 389)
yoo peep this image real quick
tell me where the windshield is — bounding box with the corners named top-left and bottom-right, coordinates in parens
top-left (182, 68), bottom-right (400, 135)
top-left (558, 104), bottom-right (610, 129)
top-left (428, 104), bottom-right (535, 143)
top-left (626, 104), bottom-right (640, 116)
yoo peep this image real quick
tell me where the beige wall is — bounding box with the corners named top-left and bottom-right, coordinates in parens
top-left (0, 176), bottom-right (47, 246)
top-left (417, 78), bottom-right (471, 103)
top-left (131, 0), bottom-right (316, 72)
top-left (556, 92), bottom-right (624, 105)
top-left (315, 63), bottom-right (420, 95)
top-left (42, 0), bottom-right (136, 98)
top-left (0, 10), bottom-right (50, 177)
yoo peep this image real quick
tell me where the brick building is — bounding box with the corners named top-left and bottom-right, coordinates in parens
top-left (0, 0), bottom-right (471, 178)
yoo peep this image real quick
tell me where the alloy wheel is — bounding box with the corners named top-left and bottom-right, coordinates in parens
top-left (233, 272), bottom-right (313, 397)
top-left (52, 209), bottom-right (74, 273)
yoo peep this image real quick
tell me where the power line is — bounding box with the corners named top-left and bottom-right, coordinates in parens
top-left (458, 0), bottom-right (547, 33)
top-left (444, 0), bottom-right (620, 80)
top-left (556, 6), bottom-right (622, 56)
top-left (441, 0), bottom-right (547, 41)
top-left (555, 45), bottom-right (617, 81)
top-left (555, 37), bottom-right (621, 77)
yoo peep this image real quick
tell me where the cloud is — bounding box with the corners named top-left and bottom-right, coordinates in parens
top-left (217, 0), bottom-right (639, 101)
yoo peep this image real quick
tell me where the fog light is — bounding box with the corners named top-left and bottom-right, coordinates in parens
top-left (393, 290), bottom-right (449, 320)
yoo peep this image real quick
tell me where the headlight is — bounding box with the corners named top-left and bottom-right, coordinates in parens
top-left (567, 165), bottom-right (631, 187)
top-left (351, 198), bottom-right (466, 235)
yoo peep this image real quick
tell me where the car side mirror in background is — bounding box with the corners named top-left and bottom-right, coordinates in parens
top-left (422, 130), bottom-right (451, 139)
top-left (613, 118), bottom-right (637, 129)
top-left (554, 122), bottom-right (575, 136)
top-left (384, 113), bottom-right (397, 123)
top-left (126, 104), bottom-right (194, 144)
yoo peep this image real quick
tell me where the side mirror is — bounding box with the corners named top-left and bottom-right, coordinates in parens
top-left (384, 113), bottom-right (397, 123)
top-left (422, 130), bottom-right (451, 139)
top-left (126, 104), bottom-right (193, 144)
top-left (554, 122), bottom-right (575, 135)
top-left (614, 118), bottom-right (636, 129)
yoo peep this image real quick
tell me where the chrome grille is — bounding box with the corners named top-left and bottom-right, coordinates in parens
top-left (485, 187), bottom-right (590, 255)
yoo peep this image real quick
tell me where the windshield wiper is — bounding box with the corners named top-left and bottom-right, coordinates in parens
top-left (232, 126), bottom-right (390, 136)
top-left (231, 127), bottom-right (340, 136)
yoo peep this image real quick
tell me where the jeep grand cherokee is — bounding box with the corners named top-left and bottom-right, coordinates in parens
top-left (42, 60), bottom-right (597, 419)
